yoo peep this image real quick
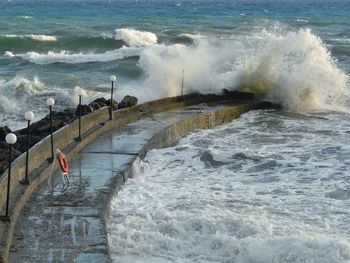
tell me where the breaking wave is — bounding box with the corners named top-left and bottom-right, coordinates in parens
top-left (13, 47), bottom-right (141, 65)
top-left (3, 34), bottom-right (57, 42)
top-left (0, 76), bottom-right (46, 114)
top-left (114, 28), bottom-right (158, 47)
top-left (128, 28), bottom-right (349, 112)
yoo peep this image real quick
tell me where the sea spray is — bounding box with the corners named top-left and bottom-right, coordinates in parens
top-left (134, 28), bottom-right (349, 112)
top-left (135, 39), bottom-right (235, 100)
top-left (233, 28), bottom-right (350, 112)
top-left (0, 76), bottom-right (45, 113)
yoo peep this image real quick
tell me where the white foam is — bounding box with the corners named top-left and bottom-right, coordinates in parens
top-left (114, 28), bottom-right (158, 47)
top-left (296, 19), bottom-right (309, 23)
top-left (129, 27), bottom-right (349, 112)
top-left (108, 111), bottom-right (350, 262)
top-left (0, 76), bottom-right (45, 114)
top-left (19, 15), bottom-right (32, 19)
top-left (4, 34), bottom-right (57, 41)
top-left (4, 51), bottom-right (15, 57)
top-left (15, 46), bottom-right (141, 65)
top-left (179, 33), bottom-right (205, 40)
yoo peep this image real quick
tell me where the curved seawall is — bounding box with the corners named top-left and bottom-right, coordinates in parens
top-left (0, 93), bottom-right (274, 262)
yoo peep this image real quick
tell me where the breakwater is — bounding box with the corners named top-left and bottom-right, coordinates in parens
top-left (0, 92), bottom-right (274, 262)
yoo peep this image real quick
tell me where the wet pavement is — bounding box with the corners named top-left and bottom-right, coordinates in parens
top-left (9, 107), bottom-right (208, 263)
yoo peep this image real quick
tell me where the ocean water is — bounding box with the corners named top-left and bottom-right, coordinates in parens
top-left (0, 0), bottom-right (350, 128)
top-left (108, 110), bottom-right (350, 263)
top-left (1, 0), bottom-right (350, 261)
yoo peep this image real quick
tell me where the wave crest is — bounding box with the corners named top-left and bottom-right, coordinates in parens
top-left (14, 47), bottom-right (141, 65)
top-left (235, 28), bottom-right (349, 111)
top-left (0, 76), bottom-right (46, 114)
top-left (114, 28), bottom-right (158, 47)
top-left (132, 28), bottom-right (349, 112)
top-left (4, 34), bottom-right (57, 42)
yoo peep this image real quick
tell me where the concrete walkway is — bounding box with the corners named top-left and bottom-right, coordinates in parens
top-left (8, 106), bottom-right (214, 263)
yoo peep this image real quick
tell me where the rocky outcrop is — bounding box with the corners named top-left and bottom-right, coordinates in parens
top-left (0, 126), bottom-right (11, 141)
top-left (118, 95), bottom-right (138, 109)
top-left (75, 104), bottom-right (94, 116)
top-left (106, 99), bottom-right (118, 110)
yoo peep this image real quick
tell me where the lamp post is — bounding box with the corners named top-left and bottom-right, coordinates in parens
top-left (46, 98), bottom-right (55, 163)
top-left (181, 69), bottom-right (184, 97)
top-left (75, 86), bottom-right (87, 141)
top-left (20, 111), bottom-right (34, 185)
top-left (0, 133), bottom-right (17, 222)
top-left (109, 75), bottom-right (117, 120)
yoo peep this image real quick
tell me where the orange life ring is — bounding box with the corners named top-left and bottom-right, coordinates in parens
top-left (57, 151), bottom-right (69, 174)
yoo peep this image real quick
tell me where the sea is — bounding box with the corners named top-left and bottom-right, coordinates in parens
top-left (1, 0), bottom-right (350, 262)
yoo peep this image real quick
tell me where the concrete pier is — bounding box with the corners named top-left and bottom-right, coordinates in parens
top-left (0, 94), bottom-right (273, 262)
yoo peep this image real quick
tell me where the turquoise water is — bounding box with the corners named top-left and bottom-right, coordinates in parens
top-left (0, 0), bottom-right (349, 128)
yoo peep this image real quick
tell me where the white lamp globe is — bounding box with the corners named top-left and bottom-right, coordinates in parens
top-left (5, 133), bottom-right (17, 145)
top-left (109, 75), bottom-right (117, 82)
top-left (46, 98), bottom-right (55, 106)
top-left (24, 111), bottom-right (35, 121)
top-left (75, 86), bottom-right (87, 97)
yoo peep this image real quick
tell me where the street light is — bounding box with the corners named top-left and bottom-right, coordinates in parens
top-left (46, 98), bottom-right (55, 163)
top-left (20, 111), bottom-right (34, 185)
top-left (75, 86), bottom-right (87, 141)
top-left (109, 75), bottom-right (117, 120)
top-left (0, 133), bottom-right (17, 222)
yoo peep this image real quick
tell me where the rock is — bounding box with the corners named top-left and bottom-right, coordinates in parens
top-left (0, 146), bottom-right (21, 175)
top-left (0, 126), bottom-right (11, 141)
top-left (28, 118), bottom-right (67, 138)
top-left (0, 147), bottom-right (21, 163)
top-left (14, 135), bottom-right (42, 153)
top-left (75, 104), bottom-right (94, 116)
top-left (63, 108), bottom-right (76, 121)
top-left (0, 161), bottom-right (8, 175)
top-left (13, 135), bottom-right (27, 153)
top-left (53, 110), bottom-right (75, 123)
top-left (89, 102), bottom-right (102, 111)
top-left (91, 97), bottom-right (108, 108)
top-left (118, 95), bottom-right (138, 109)
top-left (0, 141), bottom-right (7, 151)
top-left (106, 99), bottom-right (118, 110)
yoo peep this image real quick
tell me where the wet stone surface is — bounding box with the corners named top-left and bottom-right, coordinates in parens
top-left (9, 107), bottom-right (205, 263)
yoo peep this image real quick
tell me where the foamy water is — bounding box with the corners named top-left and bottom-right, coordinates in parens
top-left (13, 47), bottom-right (141, 65)
top-left (108, 110), bottom-right (350, 263)
top-left (1, 25), bottom-right (349, 128)
top-left (4, 34), bottom-right (57, 41)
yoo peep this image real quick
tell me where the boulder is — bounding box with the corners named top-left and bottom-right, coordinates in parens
top-left (0, 146), bottom-right (21, 176)
top-left (0, 126), bottom-right (11, 141)
top-left (0, 147), bottom-right (21, 163)
top-left (118, 95), bottom-right (138, 109)
top-left (0, 141), bottom-right (7, 151)
top-left (14, 135), bottom-right (42, 153)
top-left (0, 161), bottom-right (8, 176)
top-left (91, 97), bottom-right (108, 108)
top-left (106, 99), bottom-right (118, 110)
top-left (63, 108), bottom-right (76, 121)
top-left (89, 102), bottom-right (102, 111)
top-left (75, 104), bottom-right (94, 116)
top-left (31, 118), bottom-right (67, 137)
